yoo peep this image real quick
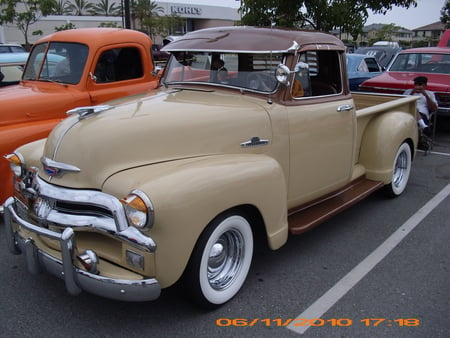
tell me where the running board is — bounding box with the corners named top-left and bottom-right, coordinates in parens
top-left (288, 178), bottom-right (384, 235)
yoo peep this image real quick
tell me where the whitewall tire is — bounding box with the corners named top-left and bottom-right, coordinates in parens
top-left (185, 213), bottom-right (254, 308)
top-left (384, 142), bottom-right (412, 197)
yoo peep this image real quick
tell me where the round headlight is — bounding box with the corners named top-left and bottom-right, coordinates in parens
top-left (121, 190), bottom-right (154, 229)
top-left (5, 152), bottom-right (25, 178)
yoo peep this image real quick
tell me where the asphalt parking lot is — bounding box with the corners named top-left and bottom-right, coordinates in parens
top-left (0, 117), bottom-right (449, 338)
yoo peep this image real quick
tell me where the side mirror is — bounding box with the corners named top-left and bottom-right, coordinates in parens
top-left (294, 61), bottom-right (309, 73)
top-left (152, 65), bottom-right (162, 77)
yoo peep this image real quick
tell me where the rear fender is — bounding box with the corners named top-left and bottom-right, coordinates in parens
top-left (358, 111), bottom-right (417, 183)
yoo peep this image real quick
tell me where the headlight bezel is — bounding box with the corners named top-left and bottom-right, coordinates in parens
top-left (121, 189), bottom-right (154, 230)
top-left (5, 152), bottom-right (26, 178)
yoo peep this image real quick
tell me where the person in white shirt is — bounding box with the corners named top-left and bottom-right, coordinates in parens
top-left (404, 76), bottom-right (438, 134)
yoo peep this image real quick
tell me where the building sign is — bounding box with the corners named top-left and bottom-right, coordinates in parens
top-left (170, 6), bottom-right (202, 15)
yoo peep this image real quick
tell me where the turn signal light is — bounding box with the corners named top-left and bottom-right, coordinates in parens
top-left (5, 153), bottom-right (25, 177)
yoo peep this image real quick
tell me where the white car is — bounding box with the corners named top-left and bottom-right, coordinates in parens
top-left (0, 52), bottom-right (29, 86)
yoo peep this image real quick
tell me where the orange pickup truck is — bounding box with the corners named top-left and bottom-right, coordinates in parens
top-left (0, 28), bottom-right (159, 204)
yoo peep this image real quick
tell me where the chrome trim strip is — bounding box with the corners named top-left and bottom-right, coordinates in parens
top-left (51, 116), bottom-right (80, 160)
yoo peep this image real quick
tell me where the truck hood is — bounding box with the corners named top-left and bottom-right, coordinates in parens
top-left (40, 88), bottom-right (273, 189)
top-left (0, 82), bottom-right (79, 127)
top-left (360, 71), bottom-right (450, 93)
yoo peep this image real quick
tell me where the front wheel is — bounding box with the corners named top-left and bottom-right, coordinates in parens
top-left (384, 142), bottom-right (412, 197)
top-left (184, 212), bottom-right (254, 308)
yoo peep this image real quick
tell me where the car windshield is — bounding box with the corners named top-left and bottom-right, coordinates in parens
top-left (23, 42), bottom-right (89, 84)
top-left (163, 51), bottom-right (283, 93)
top-left (389, 52), bottom-right (450, 74)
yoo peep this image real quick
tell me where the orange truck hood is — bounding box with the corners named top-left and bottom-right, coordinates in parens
top-left (0, 81), bottom-right (85, 127)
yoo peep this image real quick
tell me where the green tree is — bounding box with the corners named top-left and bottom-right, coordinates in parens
top-left (0, 0), bottom-right (55, 49)
top-left (53, 0), bottom-right (72, 15)
top-left (374, 23), bottom-right (401, 41)
top-left (99, 21), bottom-right (122, 27)
top-left (239, 0), bottom-right (417, 32)
top-left (148, 14), bottom-right (184, 39)
top-left (66, 0), bottom-right (94, 16)
top-left (131, 0), bottom-right (163, 36)
top-left (89, 0), bottom-right (121, 16)
top-left (238, 0), bottom-right (302, 27)
top-left (54, 21), bottom-right (76, 31)
top-left (441, 0), bottom-right (450, 28)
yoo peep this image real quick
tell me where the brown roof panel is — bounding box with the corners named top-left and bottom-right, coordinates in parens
top-left (163, 26), bottom-right (345, 53)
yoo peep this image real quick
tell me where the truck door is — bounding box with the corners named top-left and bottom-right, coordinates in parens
top-left (87, 46), bottom-right (154, 105)
top-left (286, 50), bottom-right (356, 207)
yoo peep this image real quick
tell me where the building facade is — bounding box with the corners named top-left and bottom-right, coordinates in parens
top-left (0, 1), bottom-right (240, 45)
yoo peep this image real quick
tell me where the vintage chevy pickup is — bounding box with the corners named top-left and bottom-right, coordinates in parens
top-left (2, 27), bottom-right (419, 308)
top-left (0, 28), bottom-right (158, 205)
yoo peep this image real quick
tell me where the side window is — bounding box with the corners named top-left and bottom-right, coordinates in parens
top-left (94, 47), bottom-right (143, 83)
top-left (365, 58), bottom-right (381, 72)
top-left (292, 50), bottom-right (342, 98)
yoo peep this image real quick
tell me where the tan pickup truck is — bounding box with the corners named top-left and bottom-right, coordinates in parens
top-left (2, 27), bottom-right (418, 308)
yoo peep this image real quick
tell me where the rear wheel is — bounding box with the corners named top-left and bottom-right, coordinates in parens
top-left (384, 142), bottom-right (412, 197)
top-left (184, 212), bottom-right (254, 308)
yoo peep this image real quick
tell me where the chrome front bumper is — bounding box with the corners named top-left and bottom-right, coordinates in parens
top-left (2, 197), bottom-right (161, 302)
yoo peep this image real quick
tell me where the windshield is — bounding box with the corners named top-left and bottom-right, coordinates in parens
top-left (163, 51), bottom-right (284, 93)
top-left (389, 53), bottom-right (450, 74)
top-left (23, 42), bottom-right (89, 84)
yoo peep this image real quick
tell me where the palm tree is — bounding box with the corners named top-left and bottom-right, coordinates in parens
top-left (89, 0), bottom-right (121, 16)
top-left (53, 0), bottom-right (73, 15)
top-left (66, 0), bottom-right (95, 16)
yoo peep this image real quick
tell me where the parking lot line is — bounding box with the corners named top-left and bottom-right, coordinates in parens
top-left (287, 184), bottom-right (450, 335)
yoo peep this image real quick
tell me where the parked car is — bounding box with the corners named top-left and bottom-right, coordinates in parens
top-left (0, 28), bottom-right (159, 206)
top-left (359, 46), bottom-right (450, 116)
top-left (0, 52), bottom-right (29, 86)
top-left (373, 41), bottom-right (400, 48)
top-left (438, 29), bottom-right (449, 47)
top-left (346, 53), bottom-right (383, 91)
top-left (151, 44), bottom-right (170, 62)
top-left (0, 43), bottom-right (27, 53)
top-left (354, 46), bottom-right (401, 69)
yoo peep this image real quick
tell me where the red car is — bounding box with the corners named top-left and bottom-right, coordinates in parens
top-left (359, 46), bottom-right (450, 116)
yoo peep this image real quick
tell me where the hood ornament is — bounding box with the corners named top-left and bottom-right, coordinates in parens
top-left (41, 157), bottom-right (81, 177)
top-left (66, 105), bottom-right (113, 120)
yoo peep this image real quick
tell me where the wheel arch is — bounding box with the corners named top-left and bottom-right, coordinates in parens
top-left (103, 154), bottom-right (288, 289)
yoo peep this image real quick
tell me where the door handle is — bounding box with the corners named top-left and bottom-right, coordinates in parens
top-left (337, 104), bottom-right (354, 112)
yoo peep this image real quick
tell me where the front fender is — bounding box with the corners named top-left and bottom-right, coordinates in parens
top-left (359, 111), bottom-right (418, 183)
top-left (102, 154), bottom-right (288, 288)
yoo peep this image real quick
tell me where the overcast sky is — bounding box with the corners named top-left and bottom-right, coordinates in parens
top-left (162, 0), bottom-right (446, 30)
top-left (366, 0), bottom-right (445, 29)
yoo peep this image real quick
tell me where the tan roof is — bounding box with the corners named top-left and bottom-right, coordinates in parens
top-left (163, 26), bottom-right (344, 53)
